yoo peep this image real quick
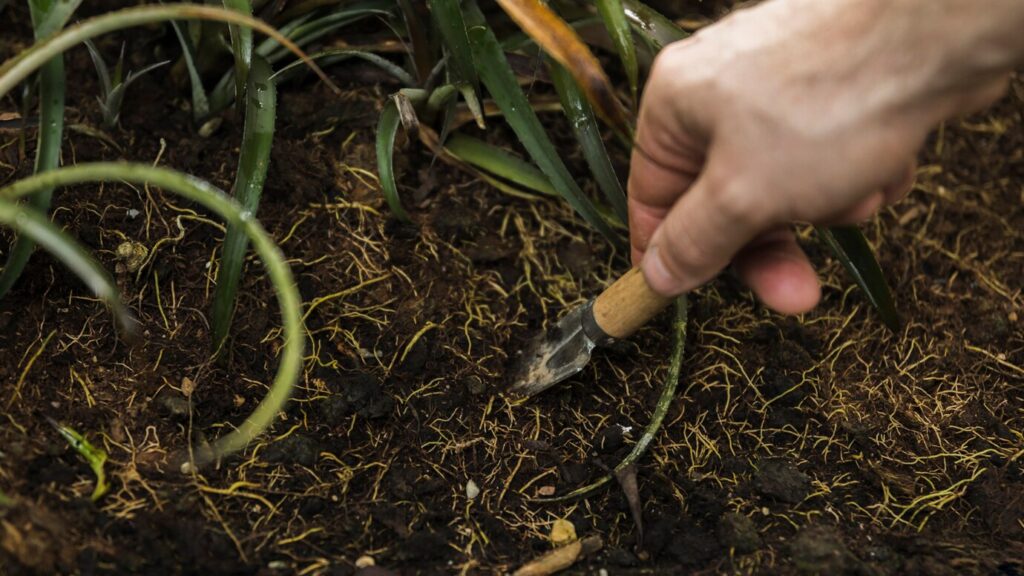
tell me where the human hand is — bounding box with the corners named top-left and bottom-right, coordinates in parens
top-left (629, 0), bottom-right (1011, 314)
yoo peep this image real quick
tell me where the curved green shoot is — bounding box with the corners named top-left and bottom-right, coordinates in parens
top-left (0, 198), bottom-right (134, 332)
top-left (0, 164), bottom-right (304, 465)
top-left (595, 0), bottom-right (638, 107)
top-left (462, 0), bottom-right (619, 245)
top-left (0, 3), bottom-right (337, 102)
top-left (46, 417), bottom-right (109, 501)
top-left (536, 295), bottom-right (687, 503)
top-left (0, 0), bottom-right (72, 299)
top-left (273, 48), bottom-right (416, 87)
top-left (376, 96), bottom-right (411, 221)
top-left (549, 60), bottom-right (627, 225)
top-left (817, 226), bottom-right (900, 331)
top-left (445, 133), bottom-right (556, 197)
top-left (212, 55), bottom-right (276, 353)
top-left (83, 39), bottom-right (170, 128)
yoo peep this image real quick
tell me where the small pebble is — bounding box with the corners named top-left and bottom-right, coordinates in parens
top-left (537, 485), bottom-right (555, 497)
top-left (549, 519), bottom-right (576, 547)
top-left (466, 479), bottom-right (480, 500)
top-left (355, 555), bottom-right (375, 568)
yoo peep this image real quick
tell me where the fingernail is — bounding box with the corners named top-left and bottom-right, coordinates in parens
top-left (641, 245), bottom-right (681, 295)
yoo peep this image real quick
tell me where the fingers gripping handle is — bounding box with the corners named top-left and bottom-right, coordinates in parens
top-left (587, 267), bottom-right (674, 341)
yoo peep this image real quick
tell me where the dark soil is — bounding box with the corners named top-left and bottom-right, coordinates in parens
top-left (2, 3), bottom-right (1024, 576)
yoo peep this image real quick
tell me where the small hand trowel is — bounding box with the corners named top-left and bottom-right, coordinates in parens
top-left (509, 267), bottom-right (674, 399)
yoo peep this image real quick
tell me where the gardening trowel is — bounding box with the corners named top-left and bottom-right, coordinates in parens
top-left (509, 267), bottom-right (674, 399)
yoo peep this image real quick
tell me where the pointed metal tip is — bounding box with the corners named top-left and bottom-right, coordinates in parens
top-left (507, 304), bottom-right (595, 399)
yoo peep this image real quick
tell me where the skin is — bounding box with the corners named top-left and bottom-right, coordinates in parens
top-left (630, 0), bottom-right (1024, 314)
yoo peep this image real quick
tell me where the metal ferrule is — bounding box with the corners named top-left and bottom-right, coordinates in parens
top-left (580, 298), bottom-right (615, 348)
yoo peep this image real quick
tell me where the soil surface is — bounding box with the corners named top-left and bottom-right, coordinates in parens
top-left (2, 3), bottom-right (1023, 575)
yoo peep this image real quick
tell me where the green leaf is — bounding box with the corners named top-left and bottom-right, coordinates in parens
top-left (620, 0), bottom-right (686, 50)
top-left (462, 0), bottom-right (619, 244)
top-left (817, 226), bottom-right (900, 331)
top-left (595, 0), bottom-right (637, 106)
top-left (0, 0), bottom-right (70, 298)
top-left (212, 55), bottom-right (276, 352)
top-left (0, 163), bottom-right (304, 465)
top-left (445, 132), bottom-right (556, 197)
top-left (273, 48), bottom-right (416, 87)
top-left (429, 0), bottom-right (478, 95)
top-left (0, 199), bottom-right (133, 331)
top-left (376, 96), bottom-right (411, 221)
top-left (549, 59), bottom-right (626, 225)
top-left (47, 418), bottom-right (109, 501)
top-left (169, 18), bottom-right (211, 121)
top-left (223, 0), bottom-right (253, 100)
top-left (30, 0), bottom-right (82, 38)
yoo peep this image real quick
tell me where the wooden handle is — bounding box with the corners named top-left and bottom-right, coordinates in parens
top-left (592, 267), bottom-right (674, 339)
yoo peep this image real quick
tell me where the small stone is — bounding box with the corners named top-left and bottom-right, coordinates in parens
top-left (116, 241), bottom-right (149, 273)
top-left (181, 377), bottom-right (196, 398)
top-left (355, 556), bottom-right (375, 568)
top-left (549, 519), bottom-right (576, 547)
top-left (536, 485), bottom-right (555, 497)
top-left (465, 479), bottom-right (480, 500)
top-left (198, 116), bottom-right (223, 138)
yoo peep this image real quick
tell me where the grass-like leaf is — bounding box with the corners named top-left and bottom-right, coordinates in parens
top-left (273, 48), bottom-right (415, 87)
top-left (595, 0), bottom-right (638, 107)
top-left (549, 59), bottom-right (626, 224)
top-left (168, 18), bottom-right (211, 122)
top-left (621, 0), bottom-right (686, 50)
top-left (208, 1), bottom-right (391, 112)
top-left (0, 0), bottom-right (72, 299)
top-left (223, 0), bottom-right (254, 101)
top-left (537, 295), bottom-right (687, 503)
top-left (494, 0), bottom-right (631, 139)
top-left (376, 96), bottom-right (411, 221)
top-left (445, 133), bottom-right (556, 197)
top-left (0, 4), bottom-right (336, 108)
top-left (428, 0), bottom-right (483, 135)
top-left (462, 0), bottom-right (619, 244)
top-left (0, 198), bottom-right (133, 331)
top-left (0, 163), bottom-right (304, 464)
top-left (817, 226), bottom-right (900, 331)
top-left (397, 0), bottom-right (432, 83)
top-left (84, 39), bottom-right (170, 128)
top-left (211, 55), bottom-right (276, 353)
top-left (46, 417), bottom-right (109, 501)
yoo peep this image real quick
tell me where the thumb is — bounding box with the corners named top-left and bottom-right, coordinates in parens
top-left (641, 165), bottom-right (778, 296)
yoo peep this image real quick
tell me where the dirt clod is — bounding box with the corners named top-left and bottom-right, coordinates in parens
top-left (755, 458), bottom-right (811, 504)
top-left (788, 526), bottom-right (864, 575)
top-left (263, 434), bottom-right (321, 467)
top-left (717, 512), bottom-right (762, 554)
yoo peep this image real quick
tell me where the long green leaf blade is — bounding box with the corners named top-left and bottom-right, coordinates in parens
top-left (0, 199), bottom-right (132, 331)
top-left (169, 18), bottom-right (210, 121)
top-left (429, 0), bottom-right (478, 94)
top-left (375, 97), bottom-right (411, 221)
top-left (0, 0), bottom-right (71, 298)
top-left (817, 226), bottom-right (900, 331)
top-left (445, 133), bottom-right (556, 197)
top-left (223, 0), bottom-right (253, 99)
top-left (621, 0), bottom-right (686, 50)
top-left (462, 0), bottom-right (618, 244)
top-left (212, 55), bottom-right (276, 352)
top-left (595, 0), bottom-right (637, 106)
top-left (0, 163), bottom-right (304, 464)
top-left (549, 59), bottom-right (626, 225)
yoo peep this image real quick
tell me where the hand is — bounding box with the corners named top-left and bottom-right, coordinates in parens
top-left (629, 0), bottom-right (1011, 314)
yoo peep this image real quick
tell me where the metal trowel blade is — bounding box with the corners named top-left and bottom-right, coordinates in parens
top-left (507, 303), bottom-right (596, 399)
